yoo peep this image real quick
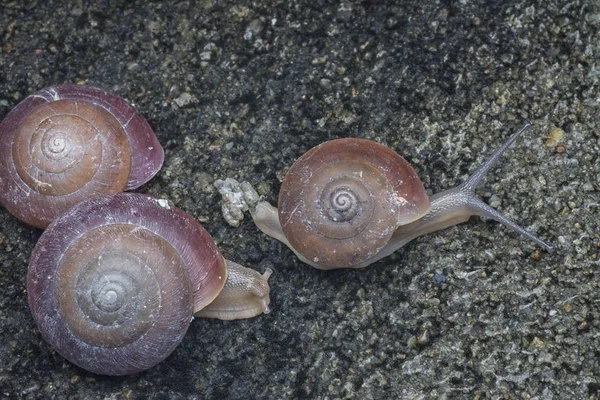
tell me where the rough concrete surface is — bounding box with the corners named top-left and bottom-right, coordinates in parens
top-left (0, 0), bottom-right (599, 399)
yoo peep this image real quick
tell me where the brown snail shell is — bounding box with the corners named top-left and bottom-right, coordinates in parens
top-left (278, 138), bottom-right (430, 269)
top-left (0, 84), bottom-right (164, 228)
top-left (27, 193), bottom-right (227, 375)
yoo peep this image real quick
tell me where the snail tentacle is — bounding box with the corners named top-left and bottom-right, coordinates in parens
top-left (387, 122), bottom-right (553, 255)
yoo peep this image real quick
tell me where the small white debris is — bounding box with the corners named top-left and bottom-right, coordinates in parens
top-left (395, 195), bottom-right (408, 206)
top-left (215, 178), bottom-right (261, 227)
top-left (157, 199), bottom-right (171, 210)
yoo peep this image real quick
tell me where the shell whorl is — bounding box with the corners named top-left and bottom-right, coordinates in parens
top-left (278, 138), bottom-right (430, 269)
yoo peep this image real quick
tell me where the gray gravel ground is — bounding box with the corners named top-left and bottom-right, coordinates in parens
top-left (0, 0), bottom-right (599, 399)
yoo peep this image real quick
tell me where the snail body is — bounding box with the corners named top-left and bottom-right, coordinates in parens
top-left (0, 84), bottom-right (164, 228)
top-left (195, 259), bottom-right (273, 320)
top-left (218, 123), bottom-right (552, 270)
top-left (27, 193), bottom-right (271, 375)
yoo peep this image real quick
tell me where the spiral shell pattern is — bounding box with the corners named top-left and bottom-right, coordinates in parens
top-left (278, 138), bottom-right (430, 269)
top-left (27, 193), bottom-right (227, 375)
top-left (12, 99), bottom-right (131, 197)
top-left (0, 84), bottom-right (164, 228)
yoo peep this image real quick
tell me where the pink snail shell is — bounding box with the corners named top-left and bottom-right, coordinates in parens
top-left (0, 84), bottom-right (164, 228)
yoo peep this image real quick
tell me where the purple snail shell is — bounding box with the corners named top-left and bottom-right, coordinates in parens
top-left (27, 193), bottom-right (227, 375)
top-left (0, 84), bottom-right (164, 228)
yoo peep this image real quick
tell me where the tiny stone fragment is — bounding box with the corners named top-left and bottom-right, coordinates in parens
top-left (215, 178), bottom-right (261, 227)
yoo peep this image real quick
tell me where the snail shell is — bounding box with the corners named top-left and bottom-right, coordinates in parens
top-left (27, 193), bottom-right (227, 375)
top-left (278, 138), bottom-right (430, 269)
top-left (0, 84), bottom-right (164, 228)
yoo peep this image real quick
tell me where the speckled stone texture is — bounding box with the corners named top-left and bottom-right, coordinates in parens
top-left (0, 0), bottom-right (599, 399)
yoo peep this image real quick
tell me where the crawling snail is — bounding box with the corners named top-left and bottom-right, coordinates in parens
top-left (0, 84), bottom-right (164, 228)
top-left (27, 193), bottom-right (272, 376)
top-left (217, 123), bottom-right (553, 270)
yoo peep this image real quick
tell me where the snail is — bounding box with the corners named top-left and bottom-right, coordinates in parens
top-left (0, 84), bottom-right (164, 228)
top-left (27, 193), bottom-right (272, 376)
top-left (216, 123), bottom-right (553, 270)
